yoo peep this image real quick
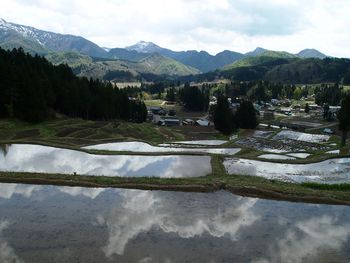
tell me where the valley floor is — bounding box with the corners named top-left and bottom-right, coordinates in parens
top-left (0, 118), bottom-right (349, 205)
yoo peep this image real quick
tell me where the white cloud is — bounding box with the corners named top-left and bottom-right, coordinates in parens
top-left (254, 215), bottom-right (350, 262)
top-left (0, 221), bottom-right (24, 263)
top-left (100, 190), bottom-right (258, 257)
top-left (0, 0), bottom-right (349, 56)
top-left (0, 183), bottom-right (41, 199)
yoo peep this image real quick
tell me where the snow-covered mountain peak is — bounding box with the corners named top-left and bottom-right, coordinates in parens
top-left (126, 41), bottom-right (161, 53)
top-left (0, 18), bottom-right (107, 57)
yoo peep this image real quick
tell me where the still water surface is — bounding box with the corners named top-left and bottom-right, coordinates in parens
top-left (0, 183), bottom-right (349, 262)
top-left (83, 141), bottom-right (240, 155)
top-left (224, 157), bottom-right (350, 184)
top-left (0, 144), bottom-right (211, 178)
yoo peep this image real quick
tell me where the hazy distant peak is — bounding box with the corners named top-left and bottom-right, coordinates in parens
top-left (297, 48), bottom-right (327, 59)
top-left (245, 47), bottom-right (268, 56)
top-left (126, 41), bottom-right (161, 53)
top-left (255, 47), bottom-right (267, 52)
top-left (102, 47), bottom-right (111, 52)
top-left (138, 40), bottom-right (157, 46)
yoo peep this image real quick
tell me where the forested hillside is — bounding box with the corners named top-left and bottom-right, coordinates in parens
top-left (178, 57), bottom-right (350, 84)
top-left (0, 47), bottom-right (147, 123)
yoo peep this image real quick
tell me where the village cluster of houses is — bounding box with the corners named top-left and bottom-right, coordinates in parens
top-left (147, 106), bottom-right (211, 127)
top-left (147, 96), bottom-right (341, 129)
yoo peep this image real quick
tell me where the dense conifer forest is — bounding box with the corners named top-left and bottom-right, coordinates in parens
top-left (0, 48), bottom-right (147, 123)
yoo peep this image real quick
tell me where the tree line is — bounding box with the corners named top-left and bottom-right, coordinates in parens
top-left (221, 80), bottom-right (343, 105)
top-left (0, 48), bottom-right (147, 123)
top-left (178, 83), bottom-right (209, 111)
top-left (213, 95), bottom-right (258, 135)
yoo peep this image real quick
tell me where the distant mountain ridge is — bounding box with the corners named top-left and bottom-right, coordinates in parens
top-left (125, 41), bottom-right (244, 72)
top-left (124, 41), bottom-right (329, 72)
top-left (206, 56), bottom-right (350, 85)
top-left (0, 18), bottom-right (332, 76)
top-left (0, 18), bottom-right (107, 57)
top-left (297, 48), bottom-right (327, 59)
top-left (46, 51), bottom-right (199, 79)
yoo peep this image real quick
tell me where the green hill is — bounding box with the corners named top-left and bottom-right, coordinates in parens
top-left (0, 31), bottom-right (47, 55)
top-left (137, 53), bottom-right (200, 75)
top-left (45, 52), bottom-right (92, 68)
top-left (72, 53), bottom-right (199, 80)
top-left (219, 57), bottom-right (350, 84)
top-left (224, 51), bottom-right (297, 70)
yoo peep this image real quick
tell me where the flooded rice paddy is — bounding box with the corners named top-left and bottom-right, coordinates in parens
top-left (236, 132), bottom-right (330, 153)
top-left (0, 183), bottom-right (349, 262)
top-left (170, 140), bottom-right (228, 145)
top-left (0, 144), bottom-right (211, 178)
top-left (258, 153), bottom-right (311, 160)
top-left (273, 130), bottom-right (330, 143)
top-left (82, 141), bottom-right (240, 155)
top-left (224, 158), bottom-right (350, 184)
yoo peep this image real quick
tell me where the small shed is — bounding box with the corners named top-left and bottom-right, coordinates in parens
top-left (196, 119), bottom-right (210, 126)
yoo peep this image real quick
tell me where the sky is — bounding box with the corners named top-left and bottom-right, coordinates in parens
top-left (0, 0), bottom-right (349, 57)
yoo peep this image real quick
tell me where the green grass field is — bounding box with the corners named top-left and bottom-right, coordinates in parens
top-left (0, 117), bottom-right (227, 148)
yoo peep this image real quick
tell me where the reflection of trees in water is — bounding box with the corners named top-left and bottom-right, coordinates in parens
top-left (0, 144), bottom-right (10, 156)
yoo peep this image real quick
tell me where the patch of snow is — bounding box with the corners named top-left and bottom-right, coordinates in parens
top-left (172, 140), bottom-right (227, 146)
top-left (286, 153), bottom-right (311, 159)
top-left (258, 154), bottom-right (296, 160)
top-left (229, 135), bottom-right (238, 140)
top-left (326, 150), bottom-right (340, 154)
top-left (158, 143), bottom-right (205, 148)
top-left (259, 123), bottom-right (269, 127)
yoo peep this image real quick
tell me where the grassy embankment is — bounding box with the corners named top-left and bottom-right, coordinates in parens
top-left (0, 118), bottom-right (349, 205)
top-left (0, 118), bottom-right (225, 147)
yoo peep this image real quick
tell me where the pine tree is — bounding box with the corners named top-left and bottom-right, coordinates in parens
top-left (166, 87), bottom-right (176, 102)
top-left (338, 94), bottom-right (350, 146)
top-left (213, 95), bottom-right (237, 135)
top-left (236, 101), bottom-right (258, 129)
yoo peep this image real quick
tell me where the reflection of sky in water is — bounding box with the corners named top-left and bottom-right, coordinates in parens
top-left (0, 220), bottom-right (24, 263)
top-left (0, 144), bottom-right (211, 178)
top-left (273, 130), bottom-right (330, 143)
top-left (83, 141), bottom-right (240, 155)
top-left (171, 140), bottom-right (228, 146)
top-left (224, 157), bottom-right (350, 184)
top-left (0, 183), bottom-right (349, 262)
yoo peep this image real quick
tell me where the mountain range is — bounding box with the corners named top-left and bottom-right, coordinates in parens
top-left (0, 18), bottom-right (333, 79)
